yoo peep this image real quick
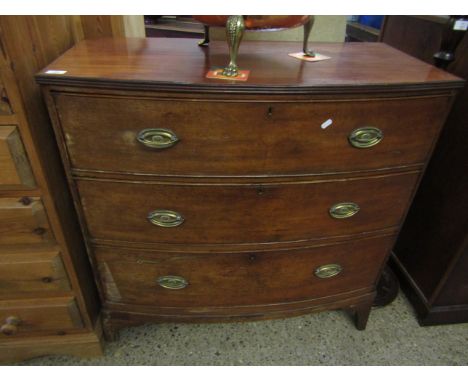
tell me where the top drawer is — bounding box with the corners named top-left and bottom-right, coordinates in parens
top-left (54, 94), bottom-right (449, 176)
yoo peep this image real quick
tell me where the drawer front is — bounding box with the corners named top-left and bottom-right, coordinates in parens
top-left (0, 126), bottom-right (35, 188)
top-left (0, 82), bottom-right (12, 115)
top-left (0, 197), bottom-right (52, 245)
top-left (78, 173), bottom-right (418, 245)
top-left (95, 235), bottom-right (394, 306)
top-left (54, 94), bottom-right (448, 176)
top-left (0, 297), bottom-right (83, 337)
top-left (0, 246), bottom-right (70, 296)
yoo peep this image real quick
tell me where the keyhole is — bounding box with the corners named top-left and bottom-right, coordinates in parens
top-left (267, 106), bottom-right (273, 118)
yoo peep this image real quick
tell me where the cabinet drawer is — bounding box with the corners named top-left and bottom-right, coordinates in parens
top-left (0, 197), bottom-right (52, 245)
top-left (0, 297), bottom-right (83, 337)
top-left (0, 246), bottom-right (70, 297)
top-left (77, 172), bottom-right (418, 245)
top-left (54, 94), bottom-right (449, 176)
top-left (0, 126), bottom-right (35, 188)
top-left (95, 235), bottom-right (394, 307)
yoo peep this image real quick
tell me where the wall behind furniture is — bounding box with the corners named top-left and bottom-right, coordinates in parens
top-left (79, 15), bottom-right (145, 39)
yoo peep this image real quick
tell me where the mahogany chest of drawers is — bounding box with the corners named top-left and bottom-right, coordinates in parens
top-left (37, 38), bottom-right (463, 339)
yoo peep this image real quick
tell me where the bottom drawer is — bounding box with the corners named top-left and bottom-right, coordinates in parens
top-left (0, 297), bottom-right (83, 337)
top-left (95, 235), bottom-right (395, 307)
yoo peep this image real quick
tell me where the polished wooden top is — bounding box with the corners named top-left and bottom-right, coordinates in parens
top-left (37, 38), bottom-right (463, 94)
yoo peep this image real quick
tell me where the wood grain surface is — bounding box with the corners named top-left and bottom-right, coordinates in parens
top-left (37, 38), bottom-right (464, 93)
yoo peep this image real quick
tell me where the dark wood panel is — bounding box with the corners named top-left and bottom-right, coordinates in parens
top-left (434, 244), bottom-right (468, 306)
top-left (394, 115), bottom-right (468, 297)
top-left (76, 172), bottom-right (418, 245)
top-left (380, 16), bottom-right (446, 64)
top-left (391, 252), bottom-right (468, 326)
top-left (54, 93), bottom-right (451, 176)
top-left (95, 235), bottom-right (394, 307)
top-left (383, 16), bottom-right (468, 325)
top-left (36, 38), bottom-right (463, 94)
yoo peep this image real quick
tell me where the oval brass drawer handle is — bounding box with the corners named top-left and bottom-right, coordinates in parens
top-left (148, 209), bottom-right (184, 227)
top-left (137, 128), bottom-right (179, 149)
top-left (157, 275), bottom-right (188, 290)
top-left (329, 202), bottom-right (360, 219)
top-left (315, 264), bottom-right (343, 279)
top-left (1, 316), bottom-right (21, 336)
top-left (349, 127), bottom-right (383, 148)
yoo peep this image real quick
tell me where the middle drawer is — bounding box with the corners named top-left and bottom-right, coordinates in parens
top-left (77, 172), bottom-right (418, 246)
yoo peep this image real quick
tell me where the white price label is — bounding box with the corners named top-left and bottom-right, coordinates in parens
top-left (45, 70), bottom-right (67, 75)
top-left (321, 119), bottom-right (333, 129)
top-left (454, 20), bottom-right (468, 31)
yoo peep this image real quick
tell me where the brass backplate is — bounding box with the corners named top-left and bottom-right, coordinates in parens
top-left (315, 264), bottom-right (343, 278)
top-left (147, 209), bottom-right (184, 227)
top-left (349, 127), bottom-right (383, 148)
top-left (157, 275), bottom-right (188, 290)
top-left (137, 128), bottom-right (179, 149)
top-left (329, 202), bottom-right (360, 219)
